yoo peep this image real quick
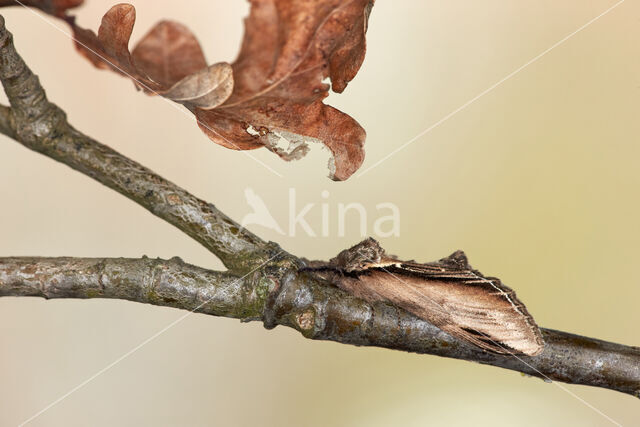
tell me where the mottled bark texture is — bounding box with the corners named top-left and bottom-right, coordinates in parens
top-left (0, 15), bottom-right (638, 398)
top-left (0, 257), bottom-right (273, 319)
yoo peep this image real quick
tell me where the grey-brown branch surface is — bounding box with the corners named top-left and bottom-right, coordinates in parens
top-left (0, 15), bottom-right (638, 398)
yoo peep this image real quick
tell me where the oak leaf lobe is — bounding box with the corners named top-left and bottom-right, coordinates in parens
top-left (197, 0), bottom-right (374, 180)
top-left (70, 4), bottom-right (233, 110)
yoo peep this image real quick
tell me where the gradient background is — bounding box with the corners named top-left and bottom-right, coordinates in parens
top-left (1, 1), bottom-right (639, 425)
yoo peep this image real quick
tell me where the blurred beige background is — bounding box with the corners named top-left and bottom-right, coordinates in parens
top-left (1, 0), bottom-right (639, 425)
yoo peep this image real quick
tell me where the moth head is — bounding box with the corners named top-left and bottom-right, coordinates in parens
top-left (440, 250), bottom-right (470, 269)
top-left (330, 237), bottom-right (387, 272)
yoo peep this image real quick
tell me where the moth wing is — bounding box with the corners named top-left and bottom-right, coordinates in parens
top-left (437, 322), bottom-right (513, 355)
top-left (426, 294), bottom-right (544, 356)
top-left (390, 262), bottom-right (544, 356)
top-left (344, 259), bottom-right (544, 356)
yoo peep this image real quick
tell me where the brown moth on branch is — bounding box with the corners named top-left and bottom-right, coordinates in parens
top-left (309, 238), bottom-right (544, 356)
top-left (16, 0), bottom-right (374, 180)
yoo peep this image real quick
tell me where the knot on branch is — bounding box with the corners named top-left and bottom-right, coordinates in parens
top-left (0, 15), bottom-right (67, 145)
top-left (262, 268), bottom-right (395, 343)
top-left (262, 271), bottom-right (324, 337)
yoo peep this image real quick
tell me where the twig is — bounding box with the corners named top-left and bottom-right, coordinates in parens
top-left (0, 256), bottom-right (267, 318)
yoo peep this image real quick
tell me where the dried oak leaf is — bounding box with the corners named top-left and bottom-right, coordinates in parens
top-left (69, 3), bottom-right (233, 110)
top-left (14, 1), bottom-right (373, 180)
top-left (196, 0), bottom-right (374, 180)
top-left (0, 0), bottom-right (83, 17)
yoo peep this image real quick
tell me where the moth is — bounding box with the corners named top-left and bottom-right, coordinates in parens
top-left (309, 238), bottom-right (544, 356)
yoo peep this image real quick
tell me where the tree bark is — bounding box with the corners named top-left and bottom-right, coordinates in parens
top-left (0, 14), bottom-right (638, 399)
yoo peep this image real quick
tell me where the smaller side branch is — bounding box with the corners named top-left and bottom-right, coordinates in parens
top-left (0, 256), bottom-right (275, 319)
top-left (0, 15), bottom-right (279, 273)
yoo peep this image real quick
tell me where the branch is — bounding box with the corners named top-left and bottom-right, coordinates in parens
top-left (0, 256), bottom-right (269, 319)
top-left (0, 15), bottom-right (280, 273)
top-left (0, 14), bottom-right (638, 398)
top-left (1, 256), bottom-right (638, 397)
